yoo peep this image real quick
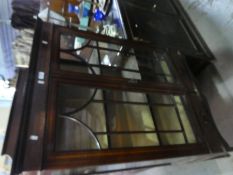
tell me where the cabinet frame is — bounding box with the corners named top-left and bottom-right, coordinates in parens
top-left (44, 23), bottom-right (210, 169)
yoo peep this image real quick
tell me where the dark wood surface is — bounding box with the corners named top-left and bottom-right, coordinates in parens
top-left (45, 144), bottom-right (208, 169)
top-left (22, 21), bottom-right (54, 171)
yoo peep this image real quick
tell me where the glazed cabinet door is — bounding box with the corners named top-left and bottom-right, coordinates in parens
top-left (44, 25), bottom-right (209, 169)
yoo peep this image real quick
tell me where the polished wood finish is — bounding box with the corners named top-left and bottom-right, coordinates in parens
top-left (22, 21), bottom-right (54, 171)
top-left (46, 144), bottom-right (208, 169)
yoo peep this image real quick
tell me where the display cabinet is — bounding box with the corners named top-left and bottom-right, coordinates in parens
top-left (3, 0), bottom-right (231, 174)
top-left (2, 18), bottom-right (229, 174)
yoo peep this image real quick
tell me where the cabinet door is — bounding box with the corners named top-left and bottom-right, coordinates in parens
top-left (52, 83), bottom-right (197, 151)
top-left (44, 26), bottom-right (209, 169)
top-left (46, 80), bottom-right (207, 168)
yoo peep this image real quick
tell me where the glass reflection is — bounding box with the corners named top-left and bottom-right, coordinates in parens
top-left (174, 96), bottom-right (196, 143)
top-left (160, 133), bottom-right (185, 145)
top-left (59, 35), bottom-right (176, 83)
top-left (71, 102), bottom-right (106, 132)
top-left (153, 106), bottom-right (181, 131)
top-left (57, 84), bottom-right (102, 114)
top-left (148, 94), bottom-right (173, 104)
top-left (56, 116), bottom-right (103, 151)
top-left (55, 83), bottom-right (197, 151)
top-left (108, 104), bottom-right (155, 132)
top-left (105, 90), bottom-right (148, 103)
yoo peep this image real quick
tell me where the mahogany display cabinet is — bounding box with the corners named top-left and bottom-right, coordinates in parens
top-left (2, 0), bottom-right (231, 173)
top-left (2, 18), bottom-right (230, 174)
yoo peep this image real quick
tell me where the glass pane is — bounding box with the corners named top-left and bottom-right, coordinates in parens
top-left (56, 116), bottom-right (103, 151)
top-left (57, 84), bottom-right (102, 114)
top-left (96, 135), bottom-right (108, 149)
top-left (160, 60), bottom-right (174, 83)
top-left (160, 60), bottom-right (171, 76)
top-left (148, 94), bottom-right (173, 104)
top-left (55, 83), bottom-right (197, 151)
top-left (108, 104), bottom-right (155, 131)
top-left (153, 106), bottom-right (181, 131)
top-left (60, 46), bottom-right (96, 63)
top-left (111, 134), bottom-right (159, 148)
top-left (94, 90), bottom-right (103, 100)
top-left (160, 133), bottom-right (185, 145)
top-left (102, 68), bottom-right (142, 80)
top-left (149, 52), bottom-right (175, 83)
top-left (60, 34), bottom-right (75, 50)
top-left (60, 39), bottom-right (101, 75)
top-left (175, 96), bottom-right (196, 143)
top-left (71, 102), bottom-right (106, 132)
top-left (122, 71), bottom-right (142, 80)
top-left (99, 42), bottom-right (139, 69)
top-left (56, 84), bottom-right (107, 151)
top-left (133, 50), bottom-right (175, 82)
top-left (60, 35), bottom-right (90, 50)
top-left (59, 36), bottom-right (177, 83)
top-left (59, 34), bottom-right (100, 72)
top-left (105, 90), bottom-right (148, 103)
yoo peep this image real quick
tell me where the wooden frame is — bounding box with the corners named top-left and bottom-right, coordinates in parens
top-left (42, 23), bottom-right (213, 170)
